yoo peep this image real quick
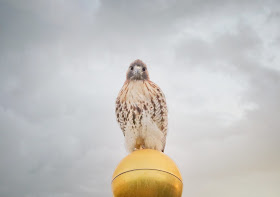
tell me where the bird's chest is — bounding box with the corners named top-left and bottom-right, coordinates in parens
top-left (125, 81), bottom-right (151, 104)
top-left (123, 82), bottom-right (154, 125)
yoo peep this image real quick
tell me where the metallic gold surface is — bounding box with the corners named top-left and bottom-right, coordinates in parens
top-left (112, 149), bottom-right (183, 197)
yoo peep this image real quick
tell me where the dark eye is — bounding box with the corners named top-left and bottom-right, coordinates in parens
top-left (130, 66), bottom-right (133, 70)
top-left (142, 67), bottom-right (146, 71)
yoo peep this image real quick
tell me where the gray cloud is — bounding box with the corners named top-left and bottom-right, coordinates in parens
top-left (0, 0), bottom-right (280, 197)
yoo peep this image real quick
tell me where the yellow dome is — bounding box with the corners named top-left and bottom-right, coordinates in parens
top-left (112, 149), bottom-right (183, 197)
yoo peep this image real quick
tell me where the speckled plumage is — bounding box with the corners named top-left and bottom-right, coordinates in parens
top-left (115, 60), bottom-right (168, 152)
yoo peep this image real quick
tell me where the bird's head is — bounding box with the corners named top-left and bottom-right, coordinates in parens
top-left (126, 59), bottom-right (149, 81)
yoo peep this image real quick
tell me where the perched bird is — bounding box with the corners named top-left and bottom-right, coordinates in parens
top-left (115, 59), bottom-right (168, 152)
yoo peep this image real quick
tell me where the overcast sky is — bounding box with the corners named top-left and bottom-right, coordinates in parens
top-left (0, 0), bottom-right (280, 197)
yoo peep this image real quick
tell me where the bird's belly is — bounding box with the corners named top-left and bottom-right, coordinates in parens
top-left (130, 110), bottom-right (164, 151)
top-left (129, 109), bottom-right (161, 139)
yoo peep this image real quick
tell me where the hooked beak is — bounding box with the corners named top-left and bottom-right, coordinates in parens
top-left (132, 65), bottom-right (143, 80)
top-left (133, 65), bottom-right (142, 75)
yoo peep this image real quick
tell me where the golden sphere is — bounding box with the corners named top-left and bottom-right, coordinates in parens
top-left (112, 149), bottom-right (183, 197)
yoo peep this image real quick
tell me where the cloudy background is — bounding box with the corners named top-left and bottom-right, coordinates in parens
top-left (1, 0), bottom-right (280, 196)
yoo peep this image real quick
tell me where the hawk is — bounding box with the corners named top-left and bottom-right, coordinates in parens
top-left (115, 59), bottom-right (168, 152)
